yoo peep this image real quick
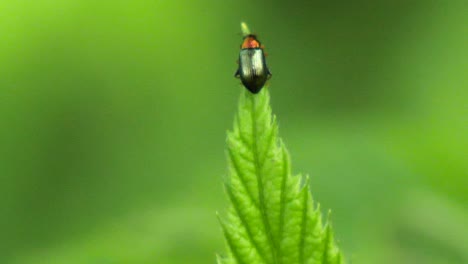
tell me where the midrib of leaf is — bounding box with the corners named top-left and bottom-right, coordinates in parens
top-left (250, 94), bottom-right (279, 263)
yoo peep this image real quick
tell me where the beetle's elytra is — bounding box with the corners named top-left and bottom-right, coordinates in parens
top-left (235, 34), bottom-right (271, 94)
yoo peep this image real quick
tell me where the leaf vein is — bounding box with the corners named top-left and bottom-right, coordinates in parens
top-left (226, 185), bottom-right (268, 264)
top-left (218, 216), bottom-right (247, 264)
top-left (228, 146), bottom-right (259, 208)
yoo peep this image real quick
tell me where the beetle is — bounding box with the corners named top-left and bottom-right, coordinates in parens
top-left (234, 34), bottom-right (272, 94)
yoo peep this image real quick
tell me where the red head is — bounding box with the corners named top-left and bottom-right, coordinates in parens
top-left (241, 34), bottom-right (262, 49)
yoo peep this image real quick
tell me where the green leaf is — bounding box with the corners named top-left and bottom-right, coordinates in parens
top-left (218, 88), bottom-right (344, 264)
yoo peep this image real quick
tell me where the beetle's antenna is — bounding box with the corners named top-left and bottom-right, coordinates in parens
top-left (240, 22), bottom-right (251, 37)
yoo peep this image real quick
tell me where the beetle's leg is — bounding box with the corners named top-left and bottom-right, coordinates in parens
top-left (267, 69), bottom-right (272, 79)
top-left (234, 68), bottom-right (241, 78)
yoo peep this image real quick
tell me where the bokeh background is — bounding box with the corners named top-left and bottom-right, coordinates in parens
top-left (0, 1), bottom-right (466, 263)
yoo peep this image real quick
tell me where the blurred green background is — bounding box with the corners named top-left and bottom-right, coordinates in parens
top-left (0, 1), bottom-right (466, 263)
